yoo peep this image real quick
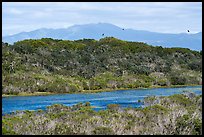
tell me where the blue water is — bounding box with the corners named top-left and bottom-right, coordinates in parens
top-left (2, 86), bottom-right (202, 115)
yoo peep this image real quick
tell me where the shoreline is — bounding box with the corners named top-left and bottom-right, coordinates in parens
top-left (2, 84), bottom-right (201, 98)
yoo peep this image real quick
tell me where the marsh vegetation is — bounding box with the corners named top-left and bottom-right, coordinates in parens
top-left (2, 92), bottom-right (202, 135)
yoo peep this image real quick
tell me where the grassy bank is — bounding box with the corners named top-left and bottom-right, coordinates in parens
top-left (2, 92), bottom-right (55, 97)
top-left (2, 84), bottom-right (201, 97)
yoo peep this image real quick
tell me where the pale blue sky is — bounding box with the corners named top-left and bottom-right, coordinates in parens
top-left (2, 2), bottom-right (202, 36)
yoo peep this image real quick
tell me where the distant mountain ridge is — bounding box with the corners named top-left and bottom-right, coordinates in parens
top-left (3, 23), bottom-right (202, 51)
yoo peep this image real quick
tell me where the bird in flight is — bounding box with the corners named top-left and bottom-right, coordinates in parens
top-left (102, 33), bottom-right (105, 36)
top-left (187, 30), bottom-right (190, 33)
top-left (122, 29), bottom-right (124, 30)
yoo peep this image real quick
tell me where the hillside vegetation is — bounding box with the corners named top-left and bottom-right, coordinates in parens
top-left (2, 37), bottom-right (202, 95)
top-left (2, 92), bottom-right (202, 135)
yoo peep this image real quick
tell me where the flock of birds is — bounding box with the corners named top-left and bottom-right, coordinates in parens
top-left (101, 28), bottom-right (190, 36)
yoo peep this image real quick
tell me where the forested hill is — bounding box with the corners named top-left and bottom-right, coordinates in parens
top-left (2, 37), bottom-right (202, 95)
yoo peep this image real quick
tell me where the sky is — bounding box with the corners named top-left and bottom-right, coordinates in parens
top-left (2, 2), bottom-right (202, 36)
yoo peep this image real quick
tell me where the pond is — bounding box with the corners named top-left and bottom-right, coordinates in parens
top-left (2, 86), bottom-right (202, 115)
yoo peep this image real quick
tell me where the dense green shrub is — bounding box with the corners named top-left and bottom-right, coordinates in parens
top-left (54, 123), bottom-right (75, 135)
top-left (2, 37), bottom-right (202, 95)
top-left (107, 104), bottom-right (120, 111)
top-left (92, 126), bottom-right (115, 135)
